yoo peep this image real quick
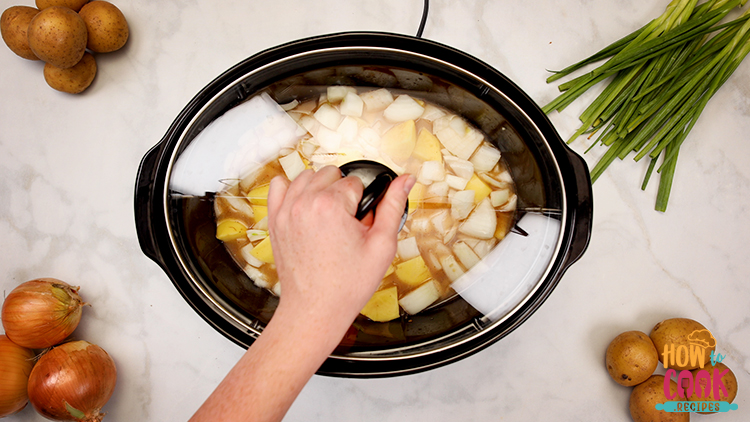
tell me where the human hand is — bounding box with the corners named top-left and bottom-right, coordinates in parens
top-left (266, 165), bottom-right (414, 337)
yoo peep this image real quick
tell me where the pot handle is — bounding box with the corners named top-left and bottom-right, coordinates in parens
top-left (134, 142), bottom-right (165, 264)
top-left (562, 148), bottom-right (593, 270)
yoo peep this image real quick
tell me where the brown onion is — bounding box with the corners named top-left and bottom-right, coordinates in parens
top-left (1, 278), bottom-right (85, 349)
top-left (0, 335), bottom-right (36, 417)
top-left (28, 340), bottom-right (117, 421)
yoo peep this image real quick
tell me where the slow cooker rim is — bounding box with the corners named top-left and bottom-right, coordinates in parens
top-left (137, 31), bottom-right (592, 377)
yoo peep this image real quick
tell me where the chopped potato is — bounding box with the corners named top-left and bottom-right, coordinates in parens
top-left (246, 184), bottom-right (271, 205)
top-left (465, 174), bottom-right (492, 204)
top-left (395, 256), bottom-right (432, 287)
top-left (216, 219), bottom-right (248, 242)
top-left (360, 286), bottom-right (400, 322)
top-left (249, 236), bottom-right (274, 264)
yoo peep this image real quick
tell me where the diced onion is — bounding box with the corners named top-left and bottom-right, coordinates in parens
top-left (337, 116), bottom-right (359, 144)
top-left (498, 193), bottom-right (518, 212)
top-left (420, 103), bottom-right (447, 121)
top-left (383, 95), bottom-right (425, 122)
top-left (299, 115), bottom-right (320, 136)
top-left (315, 125), bottom-right (343, 152)
top-left (444, 155), bottom-right (475, 180)
top-left (470, 144), bottom-right (502, 172)
top-left (477, 172), bottom-right (508, 189)
top-left (253, 217), bottom-right (268, 231)
top-left (243, 265), bottom-right (271, 289)
top-left (360, 88), bottom-right (394, 112)
top-left (398, 280), bottom-right (440, 315)
top-left (436, 126), bottom-right (482, 160)
top-left (439, 254), bottom-right (465, 282)
top-left (278, 151), bottom-right (306, 181)
top-left (327, 86), bottom-right (357, 103)
top-left (453, 241), bottom-right (481, 269)
top-left (397, 237), bottom-right (421, 261)
top-left (313, 103), bottom-right (342, 130)
top-left (340, 92), bottom-right (364, 117)
top-left (459, 198), bottom-right (497, 239)
top-left (426, 181), bottom-right (449, 199)
top-left (450, 190), bottom-right (475, 220)
top-left (445, 174), bottom-right (468, 190)
top-left (245, 229), bottom-right (267, 241)
top-left (417, 160), bottom-right (445, 184)
top-left (240, 243), bottom-right (265, 268)
top-left (430, 210), bottom-right (453, 236)
top-left (490, 189), bottom-right (511, 207)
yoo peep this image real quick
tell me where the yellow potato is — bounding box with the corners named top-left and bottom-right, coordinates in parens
top-left (650, 318), bottom-right (715, 370)
top-left (688, 362), bottom-right (738, 413)
top-left (28, 6), bottom-right (87, 69)
top-left (250, 236), bottom-right (274, 264)
top-left (78, 1), bottom-right (128, 53)
top-left (360, 286), bottom-right (399, 322)
top-left (43, 52), bottom-right (96, 94)
top-left (35, 0), bottom-right (90, 12)
top-left (215, 218), bottom-right (248, 242)
top-left (605, 331), bottom-right (659, 387)
top-left (1, 6), bottom-right (40, 60)
top-left (380, 119), bottom-right (416, 163)
top-left (629, 375), bottom-right (689, 422)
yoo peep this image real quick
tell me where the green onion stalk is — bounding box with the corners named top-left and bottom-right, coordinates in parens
top-left (544, 0), bottom-right (750, 211)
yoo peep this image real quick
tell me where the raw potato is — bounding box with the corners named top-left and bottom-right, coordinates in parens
top-left (35, 0), bottom-right (90, 12)
top-left (650, 318), bottom-right (715, 370)
top-left (605, 331), bottom-right (659, 387)
top-left (44, 52), bottom-right (96, 93)
top-left (79, 1), bottom-right (129, 53)
top-left (28, 6), bottom-right (88, 69)
top-left (360, 286), bottom-right (399, 322)
top-left (688, 362), bottom-right (738, 412)
top-left (629, 375), bottom-right (689, 422)
top-left (1, 6), bottom-right (40, 60)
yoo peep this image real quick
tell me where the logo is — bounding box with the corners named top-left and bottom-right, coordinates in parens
top-left (658, 330), bottom-right (737, 413)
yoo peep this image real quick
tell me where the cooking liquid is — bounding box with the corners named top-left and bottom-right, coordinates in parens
top-left (213, 89), bottom-right (518, 322)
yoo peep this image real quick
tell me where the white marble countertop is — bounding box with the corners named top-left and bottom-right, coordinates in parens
top-left (1, 0), bottom-right (748, 421)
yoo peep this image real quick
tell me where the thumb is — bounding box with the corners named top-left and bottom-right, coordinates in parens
top-left (366, 174), bottom-right (415, 244)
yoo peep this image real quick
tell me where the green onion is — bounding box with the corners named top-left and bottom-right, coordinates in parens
top-left (544, 0), bottom-right (750, 211)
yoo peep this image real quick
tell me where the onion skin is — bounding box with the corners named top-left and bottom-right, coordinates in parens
top-left (1, 278), bottom-right (84, 349)
top-left (28, 341), bottom-right (117, 421)
top-left (0, 335), bottom-right (35, 417)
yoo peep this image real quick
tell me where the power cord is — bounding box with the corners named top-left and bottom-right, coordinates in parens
top-left (416, 0), bottom-right (429, 38)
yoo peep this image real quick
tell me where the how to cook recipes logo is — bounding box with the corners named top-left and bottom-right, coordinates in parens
top-left (655, 329), bottom-right (738, 413)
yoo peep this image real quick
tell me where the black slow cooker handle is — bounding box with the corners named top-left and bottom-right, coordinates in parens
top-left (134, 142), bottom-right (166, 265)
top-left (561, 147), bottom-right (593, 270)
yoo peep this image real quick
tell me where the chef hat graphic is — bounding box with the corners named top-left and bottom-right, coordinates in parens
top-left (687, 329), bottom-right (716, 349)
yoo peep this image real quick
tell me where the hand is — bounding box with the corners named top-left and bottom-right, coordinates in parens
top-left (190, 165), bottom-right (413, 422)
top-left (267, 165), bottom-right (414, 336)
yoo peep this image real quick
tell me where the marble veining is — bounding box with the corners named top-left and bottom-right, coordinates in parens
top-left (1, 0), bottom-right (748, 420)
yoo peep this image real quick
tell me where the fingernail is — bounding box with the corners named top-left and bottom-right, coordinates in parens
top-left (403, 175), bottom-right (416, 194)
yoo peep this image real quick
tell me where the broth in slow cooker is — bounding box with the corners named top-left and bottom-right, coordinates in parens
top-left (213, 87), bottom-right (517, 322)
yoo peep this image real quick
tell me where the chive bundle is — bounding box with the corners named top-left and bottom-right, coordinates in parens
top-left (544, 0), bottom-right (750, 211)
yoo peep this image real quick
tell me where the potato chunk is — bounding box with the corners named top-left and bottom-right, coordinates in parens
top-left (360, 286), bottom-right (399, 322)
top-left (395, 256), bottom-right (431, 287)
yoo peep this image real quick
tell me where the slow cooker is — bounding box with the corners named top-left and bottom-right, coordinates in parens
top-left (135, 32), bottom-right (593, 377)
